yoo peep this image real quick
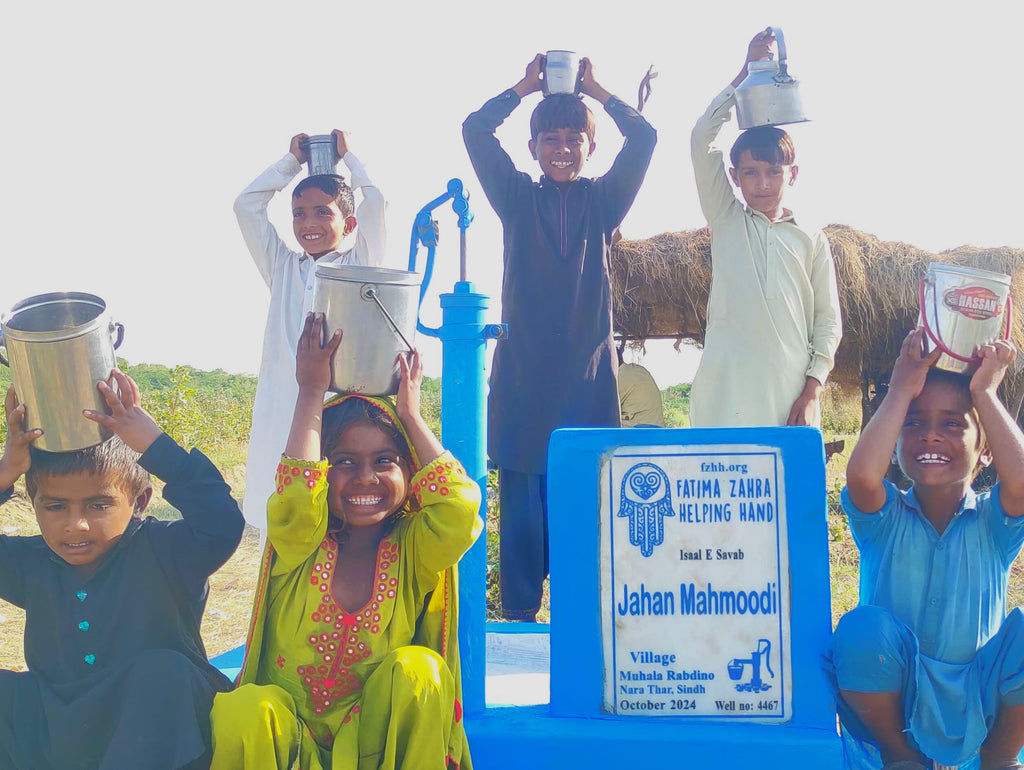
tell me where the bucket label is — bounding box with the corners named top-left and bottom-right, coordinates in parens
top-left (943, 285), bottom-right (1002, 321)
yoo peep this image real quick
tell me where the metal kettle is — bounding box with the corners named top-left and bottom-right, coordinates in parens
top-left (734, 27), bottom-right (808, 130)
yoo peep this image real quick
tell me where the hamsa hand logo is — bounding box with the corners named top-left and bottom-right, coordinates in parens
top-left (617, 463), bottom-right (673, 557)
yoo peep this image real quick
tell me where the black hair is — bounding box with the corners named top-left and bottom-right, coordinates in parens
top-left (293, 174), bottom-right (356, 219)
top-left (529, 94), bottom-right (596, 142)
top-left (321, 398), bottom-right (414, 540)
top-left (730, 126), bottom-right (796, 169)
top-left (25, 436), bottom-right (151, 515)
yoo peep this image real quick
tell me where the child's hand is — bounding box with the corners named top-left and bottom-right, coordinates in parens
top-left (296, 313), bottom-right (341, 395)
top-left (732, 29), bottom-right (776, 88)
top-left (888, 327), bottom-right (941, 400)
top-left (745, 28), bottom-right (775, 65)
top-left (289, 133), bottom-right (310, 164)
top-left (0, 385), bottom-right (42, 489)
top-left (332, 129), bottom-right (350, 159)
top-left (578, 58), bottom-right (611, 104)
top-left (971, 339), bottom-right (1016, 396)
top-left (83, 370), bottom-right (162, 454)
top-left (513, 54), bottom-right (545, 98)
top-left (395, 349), bottom-right (424, 425)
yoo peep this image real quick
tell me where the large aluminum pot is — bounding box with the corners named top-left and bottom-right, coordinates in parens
top-left (312, 264), bottom-right (421, 395)
top-left (0, 292), bottom-right (124, 452)
top-left (735, 27), bottom-right (808, 130)
top-left (920, 263), bottom-right (1012, 374)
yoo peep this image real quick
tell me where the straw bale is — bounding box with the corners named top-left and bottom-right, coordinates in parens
top-left (611, 225), bottom-right (1024, 421)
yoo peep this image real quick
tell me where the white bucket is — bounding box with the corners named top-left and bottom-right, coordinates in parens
top-left (312, 264), bottom-right (421, 395)
top-left (919, 263), bottom-right (1012, 374)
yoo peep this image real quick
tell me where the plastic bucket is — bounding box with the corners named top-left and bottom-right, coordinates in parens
top-left (919, 263), bottom-right (1012, 374)
top-left (0, 292), bottom-right (124, 452)
top-left (301, 134), bottom-right (340, 177)
top-left (312, 264), bottom-right (421, 395)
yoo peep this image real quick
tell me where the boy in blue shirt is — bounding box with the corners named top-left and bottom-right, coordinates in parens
top-left (463, 54), bottom-right (656, 621)
top-left (0, 373), bottom-right (244, 768)
top-left (829, 328), bottom-right (1024, 769)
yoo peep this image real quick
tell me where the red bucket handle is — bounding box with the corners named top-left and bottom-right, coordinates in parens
top-left (919, 276), bottom-right (1013, 365)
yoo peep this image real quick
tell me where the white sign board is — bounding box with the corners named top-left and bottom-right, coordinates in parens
top-left (600, 444), bottom-right (792, 720)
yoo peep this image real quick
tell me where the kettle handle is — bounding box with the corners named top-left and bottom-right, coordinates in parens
top-left (769, 27), bottom-right (790, 78)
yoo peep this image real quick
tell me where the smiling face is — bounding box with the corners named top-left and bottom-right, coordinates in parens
top-left (729, 150), bottom-right (797, 220)
top-left (325, 420), bottom-right (411, 533)
top-left (896, 377), bottom-right (988, 492)
top-left (32, 471), bottom-right (150, 569)
top-left (292, 187), bottom-right (356, 258)
top-left (529, 127), bottom-right (595, 184)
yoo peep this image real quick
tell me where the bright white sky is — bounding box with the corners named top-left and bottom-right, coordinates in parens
top-left (1, 0), bottom-right (1021, 389)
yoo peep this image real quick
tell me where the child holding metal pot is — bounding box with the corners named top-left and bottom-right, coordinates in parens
top-left (827, 327), bottom-right (1024, 770)
top-left (235, 129), bottom-right (388, 532)
top-left (462, 54), bottom-right (656, 622)
top-left (0, 372), bottom-right (244, 769)
top-left (688, 29), bottom-right (842, 429)
top-left (209, 313), bottom-right (482, 769)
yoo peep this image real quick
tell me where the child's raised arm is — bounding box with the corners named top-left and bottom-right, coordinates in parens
top-left (512, 54), bottom-right (545, 99)
top-left (0, 386), bottom-right (42, 491)
top-left (284, 313), bottom-right (342, 462)
top-left (846, 328), bottom-right (940, 513)
top-left (395, 349), bottom-right (444, 467)
top-left (970, 340), bottom-right (1024, 517)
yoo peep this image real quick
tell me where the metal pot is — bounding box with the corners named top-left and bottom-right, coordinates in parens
top-left (312, 265), bottom-right (421, 395)
top-left (0, 292), bottom-right (124, 452)
top-left (543, 50), bottom-right (580, 96)
top-left (735, 27), bottom-right (808, 130)
top-left (301, 134), bottom-right (341, 177)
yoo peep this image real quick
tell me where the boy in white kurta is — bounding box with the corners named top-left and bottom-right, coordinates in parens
top-left (689, 30), bottom-right (841, 428)
top-left (235, 131), bottom-right (387, 529)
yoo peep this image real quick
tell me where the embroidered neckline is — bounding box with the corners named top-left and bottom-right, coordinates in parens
top-left (297, 534), bottom-right (401, 716)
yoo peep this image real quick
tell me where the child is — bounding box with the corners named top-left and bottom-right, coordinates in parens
top-left (828, 327), bottom-right (1024, 770)
top-left (689, 29), bottom-right (842, 428)
top-left (235, 130), bottom-right (387, 530)
top-left (0, 372), bottom-right (244, 769)
top-left (617, 347), bottom-right (665, 428)
top-left (210, 314), bottom-right (483, 769)
top-left (463, 54), bottom-right (656, 621)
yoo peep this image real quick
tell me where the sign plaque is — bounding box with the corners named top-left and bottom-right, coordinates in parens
top-left (600, 444), bottom-right (792, 720)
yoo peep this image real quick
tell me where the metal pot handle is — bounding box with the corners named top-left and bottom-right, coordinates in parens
top-left (770, 27), bottom-right (792, 80)
top-left (0, 329), bottom-right (7, 367)
top-left (110, 321), bottom-right (124, 350)
top-left (360, 285), bottom-right (415, 353)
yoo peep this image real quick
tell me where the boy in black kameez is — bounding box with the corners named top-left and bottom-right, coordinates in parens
top-left (463, 54), bottom-right (656, 621)
top-left (0, 370), bottom-right (244, 769)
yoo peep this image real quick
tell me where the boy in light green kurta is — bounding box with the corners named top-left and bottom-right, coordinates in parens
top-left (689, 29), bottom-right (842, 428)
top-left (210, 314), bottom-right (483, 769)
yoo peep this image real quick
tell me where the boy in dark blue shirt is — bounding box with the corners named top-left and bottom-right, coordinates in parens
top-left (463, 54), bottom-right (656, 621)
top-left (0, 371), bottom-right (244, 768)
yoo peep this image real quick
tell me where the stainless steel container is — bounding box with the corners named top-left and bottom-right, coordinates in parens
top-left (0, 292), bottom-right (124, 451)
top-left (920, 263), bottom-right (1012, 373)
top-left (301, 134), bottom-right (341, 177)
top-left (734, 27), bottom-right (808, 130)
top-left (312, 264), bottom-right (421, 395)
top-left (543, 50), bottom-right (580, 96)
